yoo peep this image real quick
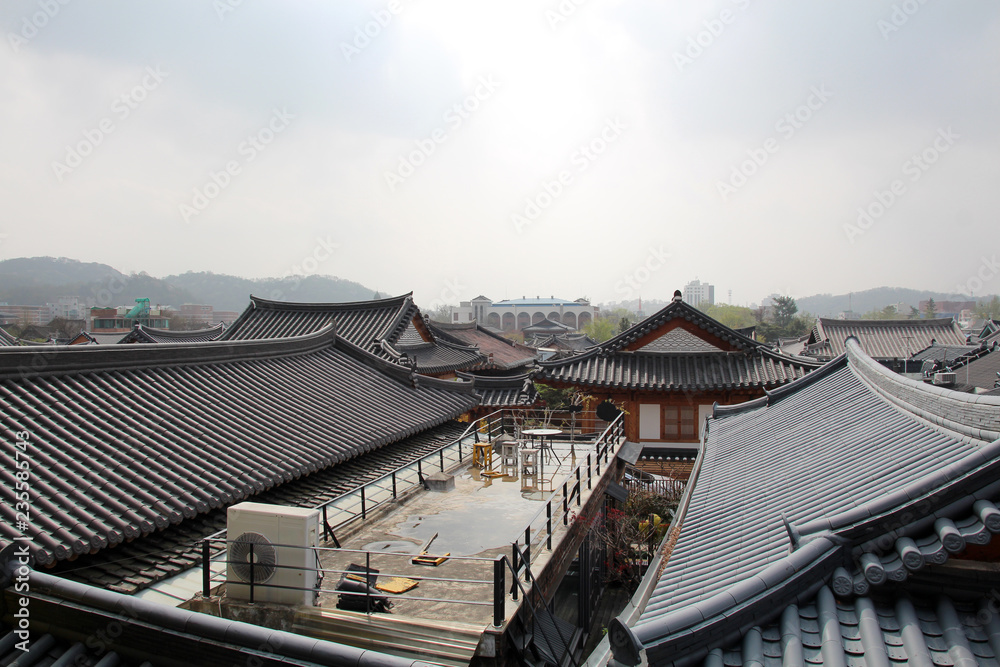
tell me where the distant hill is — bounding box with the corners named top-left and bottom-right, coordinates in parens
top-left (795, 287), bottom-right (988, 318)
top-left (0, 257), bottom-right (378, 313)
top-left (163, 272), bottom-right (378, 312)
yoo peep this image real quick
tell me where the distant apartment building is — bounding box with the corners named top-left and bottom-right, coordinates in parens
top-left (683, 280), bottom-right (715, 307)
top-left (452, 295), bottom-right (598, 332)
top-left (213, 310), bottom-right (240, 325)
top-left (50, 296), bottom-right (87, 321)
top-left (0, 304), bottom-right (51, 326)
top-left (180, 303), bottom-right (214, 326)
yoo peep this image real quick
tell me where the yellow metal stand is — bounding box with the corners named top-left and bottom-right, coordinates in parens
top-left (472, 442), bottom-right (493, 470)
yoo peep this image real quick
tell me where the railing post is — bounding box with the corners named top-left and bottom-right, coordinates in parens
top-left (576, 469), bottom-right (582, 505)
top-left (587, 454), bottom-right (592, 490)
top-left (524, 528), bottom-right (531, 582)
top-left (440, 449), bottom-right (445, 472)
top-left (392, 472), bottom-right (397, 499)
top-left (322, 506), bottom-right (329, 541)
top-left (563, 483), bottom-right (569, 526)
top-left (249, 541), bottom-right (255, 603)
top-left (202, 539), bottom-right (211, 597)
top-left (361, 487), bottom-right (367, 520)
top-left (510, 543), bottom-right (519, 599)
top-left (546, 503), bottom-right (552, 550)
top-left (365, 551), bottom-right (372, 615)
top-left (494, 557), bottom-right (505, 627)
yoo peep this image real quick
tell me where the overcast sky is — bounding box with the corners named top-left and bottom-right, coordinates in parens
top-left (1, 1), bottom-right (998, 308)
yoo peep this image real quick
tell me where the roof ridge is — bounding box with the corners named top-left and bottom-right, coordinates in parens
top-left (0, 324), bottom-right (338, 380)
top-left (246, 291), bottom-right (413, 311)
top-left (599, 299), bottom-right (763, 354)
top-left (845, 337), bottom-right (1000, 442)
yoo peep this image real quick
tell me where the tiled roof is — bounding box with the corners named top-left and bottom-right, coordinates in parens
top-left (70, 331), bottom-right (130, 345)
top-left (536, 299), bottom-right (819, 391)
top-left (3, 570), bottom-right (427, 667)
top-left (429, 321), bottom-right (538, 370)
top-left (0, 326), bottom-right (479, 568)
top-left (945, 343), bottom-right (1000, 391)
top-left (0, 328), bottom-right (17, 346)
top-left (51, 421), bottom-right (469, 594)
top-left (458, 372), bottom-right (538, 408)
top-left (610, 338), bottom-right (1000, 666)
top-left (908, 343), bottom-right (978, 362)
top-left (522, 317), bottom-right (575, 333)
top-left (531, 333), bottom-right (597, 352)
top-left (119, 322), bottom-right (225, 344)
top-left (703, 585), bottom-right (1000, 667)
top-left (384, 338), bottom-right (486, 375)
top-left (805, 317), bottom-right (966, 361)
top-left (221, 293), bottom-right (419, 354)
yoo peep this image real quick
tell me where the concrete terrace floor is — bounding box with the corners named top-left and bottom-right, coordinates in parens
top-left (316, 439), bottom-right (599, 628)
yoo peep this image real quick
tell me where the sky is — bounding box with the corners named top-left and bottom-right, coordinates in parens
top-left (1, 1), bottom-right (998, 309)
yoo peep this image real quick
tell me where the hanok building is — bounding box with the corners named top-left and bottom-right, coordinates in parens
top-left (606, 337), bottom-right (1000, 667)
top-left (534, 291), bottom-right (820, 447)
top-left (802, 317), bottom-right (967, 367)
top-left (427, 320), bottom-right (538, 375)
top-left (222, 292), bottom-right (485, 378)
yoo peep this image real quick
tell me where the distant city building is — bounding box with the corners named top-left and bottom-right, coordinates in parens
top-left (91, 299), bottom-right (170, 333)
top-left (51, 296), bottom-right (87, 321)
top-left (919, 300), bottom-right (975, 320)
top-left (682, 280), bottom-right (714, 307)
top-left (452, 295), bottom-right (598, 332)
top-left (180, 303), bottom-right (214, 326)
top-left (0, 304), bottom-right (50, 326)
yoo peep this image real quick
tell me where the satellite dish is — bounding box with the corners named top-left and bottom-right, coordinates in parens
top-left (596, 400), bottom-right (621, 422)
top-left (230, 532), bottom-right (277, 583)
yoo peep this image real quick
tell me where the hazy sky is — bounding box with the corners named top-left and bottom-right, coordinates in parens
top-left (1, 1), bottom-right (998, 308)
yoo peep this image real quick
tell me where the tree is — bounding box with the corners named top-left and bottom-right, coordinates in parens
top-left (583, 317), bottom-right (617, 342)
top-left (697, 303), bottom-right (757, 329)
top-left (772, 296), bottom-right (798, 328)
top-left (925, 298), bottom-right (937, 318)
top-left (909, 306), bottom-right (920, 319)
top-left (618, 317), bottom-right (632, 333)
top-left (975, 296), bottom-right (1000, 321)
top-left (426, 304), bottom-right (453, 323)
top-left (861, 305), bottom-right (899, 320)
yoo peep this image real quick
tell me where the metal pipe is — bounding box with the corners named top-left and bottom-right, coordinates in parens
top-left (202, 540), bottom-right (210, 597)
top-left (493, 557), bottom-right (505, 627)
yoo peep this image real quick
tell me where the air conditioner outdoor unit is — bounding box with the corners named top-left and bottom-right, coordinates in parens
top-left (226, 502), bottom-right (320, 606)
